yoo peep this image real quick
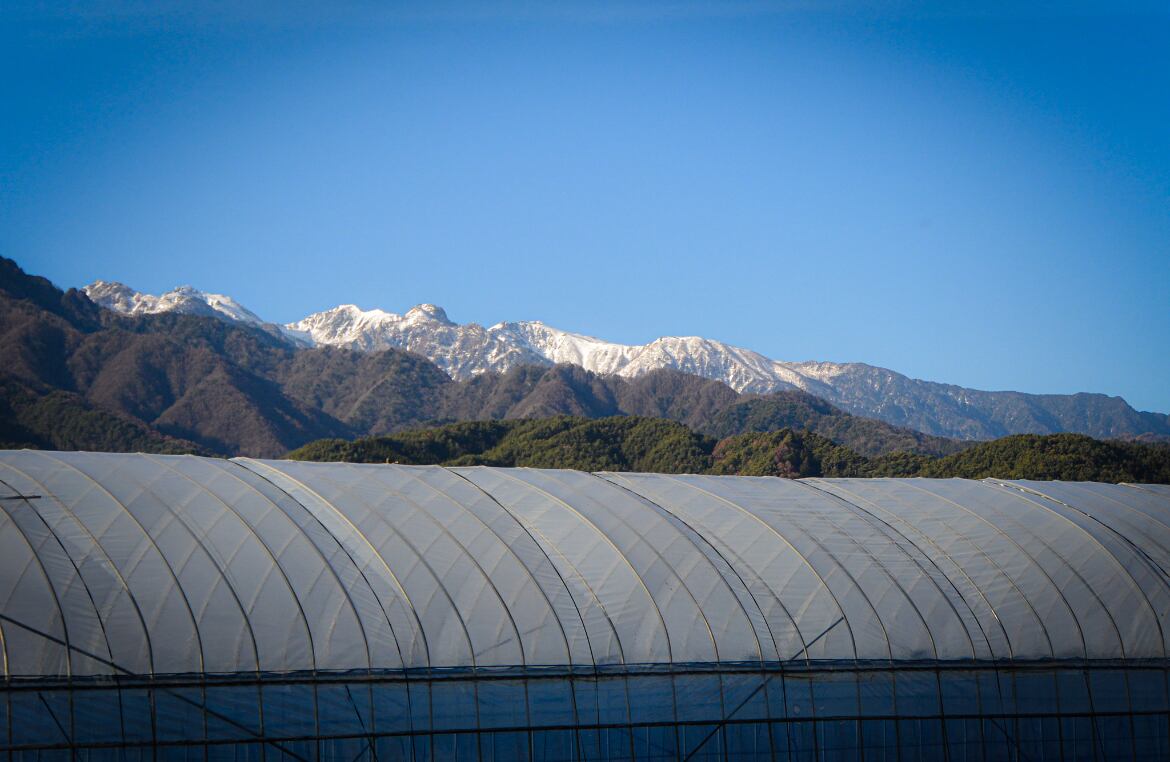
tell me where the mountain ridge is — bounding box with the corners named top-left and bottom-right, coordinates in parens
top-left (82, 278), bottom-right (1170, 441)
top-left (4, 257), bottom-right (966, 458)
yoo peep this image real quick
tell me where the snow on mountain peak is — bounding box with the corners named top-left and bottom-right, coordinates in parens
top-left (82, 280), bottom-right (854, 396)
top-left (83, 281), bottom-right (265, 325)
top-left (405, 303), bottom-right (452, 325)
top-left (83, 281), bottom-right (139, 311)
top-left (284, 302), bottom-right (830, 394)
top-left (83, 280), bottom-right (311, 345)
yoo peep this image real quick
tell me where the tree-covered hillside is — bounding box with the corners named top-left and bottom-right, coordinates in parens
top-left (289, 417), bottom-right (717, 474)
top-left (916, 433), bottom-right (1170, 482)
top-left (706, 391), bottom-right (966, 457)
top-left (290, 417), bottom-right (1170, 483)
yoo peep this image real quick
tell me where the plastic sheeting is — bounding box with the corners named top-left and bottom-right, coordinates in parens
top-left (1, 451), bottom-right (1168, 678)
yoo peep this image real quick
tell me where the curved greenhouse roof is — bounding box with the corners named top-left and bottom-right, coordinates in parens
top-left (2, 451), bottom-right (1169, 679)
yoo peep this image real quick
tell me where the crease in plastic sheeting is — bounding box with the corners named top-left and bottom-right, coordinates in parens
top-left (337, 464), bottom-right (532, 669)
top-left (0, 493), bottom-right (76, 678)
top-left (603, 471), bottom-right (838, 664)
top-left (987, 479), bottom-right (1170, 660)
top-left (319, 469), bottom-right (501, 669)
top-left (1047, 484), bottom-right (1170, 625)
top-left (455, 466), bottom-right (672, 666)
top-left (184, 457), bottom-right (384, 674)
top-left (665, 475), bottom-right (870, 661)
top-left (128, 456), bottom-right (317, 675)
top-left (442, 465), bottom-right (603, 669)
top-left (562, 469), bottom-right (771, 665)
top-left (1019, 480), bottom-right (1170, 574)
top-left (396, 476), bottom-right (535, 666)
top-left (1122, 482), bottom-right (1170, 499)
top-left (17, 454), bottom-right (170, 675)
top-left (240, 468), bottom-right (414, 672)
top-left (778, 478), bottom-right (944, 661)
top-left (804, 478), bottom-right (1003, 662)
top-left (69, 455), bottom-right (225, 675)
top-left (819, 478), bottom-right (1061, 661)
top-left (238, 459), bottom-right (481, 670)
top-left (185, 463), bottom-right (334, 673)
top-left (96, 461), bottom-right (265, 676)
top-left (419, 466), bottom-right (592, 668)
top-left (914, 479), bottom-right (1132, 660)
top-left (797, 479), bottom-right (972, 661)
top-left (810, 478), bottom-right (1017, 662)
top-left (231, 459), bottom-right (430, 670)
top-left (666, 474), bottom-right (873, 661)
top-left (898, 479), bottom-right (1097, 660)
top-left (1, 456), bottom-right (158, 677)
top-left (978, 483), bottom-right (1133, 659)
top-left (580, 469), bottom-right (774, 666)
top-left (192, 457), bottom-right (407, 675)
top-left (597, 471), bottom-right (779, 665)
top-left (231, 459), bottom-right (429, 671)
top-left (492, 468), bottom-right (679, 667)
top-left (446, 467), bottom-right (633, 665)
top-left (518, 469), bottom-right (727, 665)
top-left (42, 456), bottom-right (266, 677)
top-left (776, 479), bottom-right (950, 664)
top-left (391, 465), bottom-right (575, 667)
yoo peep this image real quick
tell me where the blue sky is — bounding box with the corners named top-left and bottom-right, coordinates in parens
top-left (3, 2), bottom-right (1168, 412)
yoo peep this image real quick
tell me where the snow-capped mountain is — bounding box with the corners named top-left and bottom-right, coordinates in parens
top-left (86, 281), bottom-right (850, 394)
top-left (285, 301), bottom-right (849, 395)
top-left (85, 281), bottom-right (1169, 440)
top-left (84, 281), bottom-right (312, 345)
top-left (85, 281), bottom-right (267, 325)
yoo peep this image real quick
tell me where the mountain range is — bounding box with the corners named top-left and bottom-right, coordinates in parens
top-left (5, 250), bottom-right (1167, 481)
top-left (84, 278), bottom-right (1170, 442)
top-left (0, 257), bottom-right (972, 458)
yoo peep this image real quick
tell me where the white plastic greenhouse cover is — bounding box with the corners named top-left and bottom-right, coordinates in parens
top-left (1, 451), bottom-right (1168, 679)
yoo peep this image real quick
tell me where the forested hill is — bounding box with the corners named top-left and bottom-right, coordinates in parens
top-left (289, 417), bottom-right (1170, 484)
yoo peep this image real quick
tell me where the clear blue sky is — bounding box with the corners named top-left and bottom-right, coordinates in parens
top-left (3, 2), bottom-right (1168, 412)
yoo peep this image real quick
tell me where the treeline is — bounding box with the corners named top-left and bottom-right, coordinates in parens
top-left (289, 416), bottom-right (1170, 483)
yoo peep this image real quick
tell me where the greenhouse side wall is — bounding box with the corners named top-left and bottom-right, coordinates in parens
top-left (5, 665), bottom-right (1169, 759)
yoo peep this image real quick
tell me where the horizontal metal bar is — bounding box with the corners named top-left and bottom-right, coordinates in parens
top-left (5, 658), bottom-right (1168, 692)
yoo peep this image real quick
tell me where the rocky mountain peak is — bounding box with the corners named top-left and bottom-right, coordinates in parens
top-left (405, 303), bottom-right (453, 325)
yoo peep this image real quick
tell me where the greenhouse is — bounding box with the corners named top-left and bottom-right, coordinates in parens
top-left (1, 450), bottom-right (1169, 760)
